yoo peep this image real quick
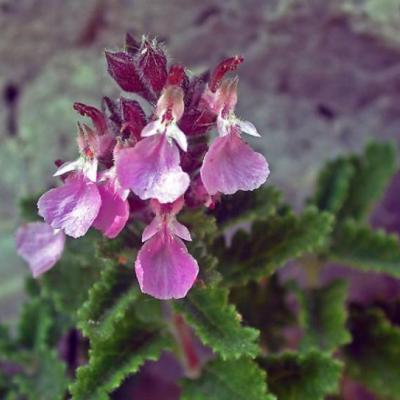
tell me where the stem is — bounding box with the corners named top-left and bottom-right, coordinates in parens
top-left (163, 302), bottom-right (201, 378)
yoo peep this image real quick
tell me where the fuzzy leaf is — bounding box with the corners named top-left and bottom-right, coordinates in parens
top-left (40, 231), bottom-right (104, 316)
top-left (311, 158), bottom-right (355, 214)
top-left (70, 323), bottom-right (172, 400)
top-left (77, 259), bottom-right (137, 343)
top-left (181, 357), bottom-right (276, 400)
top-left (338, 142), bottom-right (397, 222)
top-left (72, 248), bottom-right (169, 400)
top-left (213, 186), bottom-right (283, 229)
top-left (296, 280), bottom-right (351, 352)
top-left (344, 307), bottom-right (400, 400)
top-left (218, 207), bottom-right (334, 286)
top-left (19, 194), bottom-right (42, 222)
top-left (105, 51), bottom-right (148, 96)
top-left (13, 349), bottom-right (69, 400)
top-left (329, 220), bottom-right (400, 277)
top-left (260, 351), bottom-right (342, 400)
top-left (231, 277), bottom-right (296, 352)
top-left (174, 287), bottom-right (259, 359)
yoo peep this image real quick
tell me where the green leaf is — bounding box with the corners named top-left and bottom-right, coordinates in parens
top-left (72, 251), bottom-right (170, 400)
top-left (13, 349), bottom-right (69, 400)
top-left (40, 231), bottom-right (104, 316)
top-left (344, 307), bottom-right (400, 400)
top-left (18, 194), bottom-right (41, 222)
top-left (329, 220), bottom-right (400, 277)
top-left (77, 259), bottom-right (138, 343)
top-left (181, 357), bottom-right (276, 400)
top-left (260, 351), bottom-right (342, 400)
top-left (311, 158), bottom-right (355, 214)
top-left (338, 141), bottom-right (397, 222)
top-left (296, 280), bottom-right (351, 352)
top-left (213, 186), bottom-right (283, 229)
top-left (231, 276), bottom-right (296, 352)
top-left (70, 329), bottom-right (172, 400)
top-left (174, 287), bottom-right (259, 359)
top-left (217, 207), bottom-right (334, 286)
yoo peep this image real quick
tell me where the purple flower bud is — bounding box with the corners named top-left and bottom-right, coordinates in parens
top-left (105, 51), bottom-right (151, 99)
top-left (136, 37), bottom-right (168, 95)
top-left (120, 98), bottom-right (147, 140)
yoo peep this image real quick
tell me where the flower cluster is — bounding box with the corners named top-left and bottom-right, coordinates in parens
top-left (16, 35), bottom-right (269, 299)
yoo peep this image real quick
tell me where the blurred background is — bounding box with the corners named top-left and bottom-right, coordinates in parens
top-left (1, 0), bottom-right (400, 323)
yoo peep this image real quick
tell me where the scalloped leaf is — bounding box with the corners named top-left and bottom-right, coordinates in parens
top-left (40, 231), bottom-right (104, 317)
top-left (174, 287), bottom-right (259, 359)
top-left (217, 207), bottom-right (334, 287)
top-left (13, 349), bottom-right (69, 400)
top-left (213, 186), bottom-right (283, 229)
top-left (338, 142), bottom-right (397, 222)
top-left (311, 158), bottom-right (355, 214)
top-left (260, 351), bottom-right (342, 400)
top-left (231, 276), bottom-right (296, 352)
top-left (329, 220), bottom-right (400, 277)
top-left (296, 280), bottom-right (351, 353)
top-left (181, 357), bottom-right (276, 400)
top-left (72, 246), bottom-right (169, 400)
top-left (70, 322), bottom-right (172, 400)
top-left (344, 307), bottom-right (400, 400)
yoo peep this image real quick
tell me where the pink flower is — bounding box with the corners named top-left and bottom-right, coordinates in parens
top-left (116, 85), bottom-right (190, 204)
top-left (92, 169), bottom-right (130, 239)
top-left (135, 199), bottom-right (199, 299)
top-left (16, 222), bottom-right (65, 278)
top-left (200, 77), bottom-right (269, 195)
top-left (38, 126), bottom-right (101, 239)
top-left (38, 171), bottom-right (101, 238)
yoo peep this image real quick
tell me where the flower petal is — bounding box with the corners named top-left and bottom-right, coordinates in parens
top-left (92, 178), bottom-right (129, 239)
top-left (170, 219), bottom-right (192, 241)
top-left (168, 124), bottom-right (188, 152)
top-left (141, 120), bottom-right (162, 137)
top-left (200, 131), bottom-right (269, 195)
top-left (16, 222), bottom-right (65, 278)
top-left (116, 135), bottom-right (190, 203)
top-left (135, 230), bottom-right (199, 299)
top-left (237, 119), bottom-right (261, 137)
top-left (38, 173), bottom-right (101, 238)
top-left (53, 158), bottom-right (82, 177)
top-left (142, 216), bottom-right (161, 242)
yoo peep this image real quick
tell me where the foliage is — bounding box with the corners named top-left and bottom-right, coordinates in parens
top-left (4, 140), bottom-right (400, 399)
top-left (260, 351), bottom-right (343, 400)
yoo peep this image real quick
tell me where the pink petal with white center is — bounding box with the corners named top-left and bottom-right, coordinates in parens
top-left (38, 173), bottom-right (101, 238)
top-left (200, 131), bottom-right (269, 195)
top-left (16, 222), bottom-right (65, 278)
top-left (92, 178), bottom-right (129, 239)
top-left (116, 134), bottom-right (190, 203)
top-left (135, 229), bottom-right (199, 299)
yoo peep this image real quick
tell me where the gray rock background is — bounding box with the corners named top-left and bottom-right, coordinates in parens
top-left (1, 0), bottom-right (400, 321)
